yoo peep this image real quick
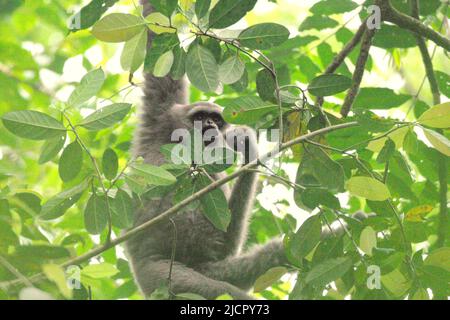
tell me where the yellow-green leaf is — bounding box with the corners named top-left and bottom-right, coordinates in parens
top-left (423, 128), bottom-right (450, 156)
top-left (121, 29), bottom-right (147, 73)
top-left (42, 264), bottom-right (72, 299)
top-left (92, 13), bottom-right (146, 43)
top-left (81, 263), bottom-right (119, 279)
top-left (346, 176), bottom-right (391, 201)
top-left (418, 102), bottom-right (450, 128)
top-left (405, 205), bottom-right (433, 222)
top-left (254, 267), bottom-right (287, 292)
top-left (360, 227), bottom-right (377, 256)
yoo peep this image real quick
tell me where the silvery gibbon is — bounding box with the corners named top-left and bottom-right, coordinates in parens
top-left (126, 1), bottom-right (358, 300)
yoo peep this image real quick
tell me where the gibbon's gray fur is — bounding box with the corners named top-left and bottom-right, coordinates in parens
top-left (126, 1), bottom-right (365, 300)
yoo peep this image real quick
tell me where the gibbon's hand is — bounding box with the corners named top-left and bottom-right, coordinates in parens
top-left (225, 126), bottom-right (258, 164)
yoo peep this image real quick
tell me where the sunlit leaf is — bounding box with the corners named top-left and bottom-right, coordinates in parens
top-left (359, 226), bottom-right (377, 256)
top-left (121, 29), bottom-right (148, 73)
top-left (254, 267), bottom-right (287, 292)
top-left (79, 103), bottom-right (131, 131)
top-left (92, 13), bottom-right (146, 42)
top-left (346, 176), bottom-right (391, 201)
top-left (153, 50), bottom-right (175, 77)
top-left (81, 263), bottom-right (119, 279)
top-left (418, 102), bottom-right (450, 129)
top-left (219, 55), bottom-right (245, 85)
top-left (68, 68), bottom-right (105, 108)
top-left (423, 128), bottom-right (450, 156)
top-left (2, 111), bottom-right (66, 140)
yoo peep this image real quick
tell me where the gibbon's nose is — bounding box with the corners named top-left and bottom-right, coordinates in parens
top-left (205, 118), bottom-right (215, 127)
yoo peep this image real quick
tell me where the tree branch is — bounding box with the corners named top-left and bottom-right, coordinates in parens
top-left (0, 121), bottom-right (359, 289)
top-left (341, 28), bottom-right (376, 117)
top-left (377, 0), bottom-right (450, 52)
top-left (315, 20), bottom-right (368, 116)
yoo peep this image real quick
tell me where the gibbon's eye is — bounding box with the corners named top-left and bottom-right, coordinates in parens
top-left (212, 114), bottom-right (224, 127)
top-left (193, 112), bottom-right (204, 122)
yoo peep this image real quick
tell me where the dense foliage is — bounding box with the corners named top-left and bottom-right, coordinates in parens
top-left (0, 0), bottom-right (449, 300)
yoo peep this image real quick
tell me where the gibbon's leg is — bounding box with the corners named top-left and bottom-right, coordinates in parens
top-left (198, 238), bottom-right (286, 290)
top-left (134, 259), bottom-right (254, 300)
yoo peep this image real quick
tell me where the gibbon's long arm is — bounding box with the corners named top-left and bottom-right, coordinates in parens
top-left (225, 128), bottom-right (259, 256)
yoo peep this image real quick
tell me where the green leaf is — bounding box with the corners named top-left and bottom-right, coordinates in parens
top-left (121, 29), bottom-right (147, 73)
top-left (346, 176), bottom-right (391, 201)
top-left (186, 44), bottom-right (219, 92)
top-left (238, 23), bottom-right (290, 50)
top-left (39, 181), bottom-right (88, 220)
top-left (254, 267), bottom-right (288, 292)
top-left (81, 263), bottom-right (119, 279)
top-left (296, 146), bottom-right (345, 192)
top-left (2, 110), bottom-right (66, 140)
top-left (289, 214), bottom-right (322, 260)
top-left (360, 226), bottom-right (377, 256)
top-left (80, 103), bottom-right (131, 131)
top-left (92, 13), bottom-right (146, 43)
top-left (144, 33), bottom-right (179, 72)
top-left (353, 88), bottom-right (410, 110)
top-left (39, 134), bottom-right (66, 164)
top-left (84, 194), bottom-right (108, 235)
top-left (15, 245), bottom-right (70, 259)
top-left (423, 128), bottom-right (450, 157)
top-left (219, 55), bottom-right (245, 85)
top-left (256, 69), bottom-right (277, 102)
top-left (299, 15), bottom-right (338, 31)
top-left (68, 68), bottom-right (105, 108)
top-left (59, 142), bottom-right (83, 182)
top-left (196, 174), bottom-right (231, 232)
top-left (68, 0), bottom-right (119, 32)
top-left (131, 163), bottom-right (177, 186)
top-left (170, 46), bottom-right (187, 80)
top-left (111, 189), bottom-right (134, 229)
top-left (305, 257), bottom-right (353, 287)
top-left (376, 138), bottom-right (395, 163)
top-left (310, 0), bottom-right (358, 15)
top-left (149, 0), bottom-right (178, 18)
top-left (424, 247), bottom-right (450, 272)
top-left (373, 24), bottom-right (416, 49)
top-left (209, 0), bottom-right (257, 29)
top-left (308, 74), bottom-right (352, 96)
top-left (102, 148), bottom-right (118, 180)
top-left (220, 96), bottom-right (277, 125)
top-left (418, 102), bottom-right (450, 129)
top-left (435, 71), bottom-right (450, 98)
top-left (195, 0), bottom-right (211, 19)
top-left (153, 50), bottom-right (175, 77)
